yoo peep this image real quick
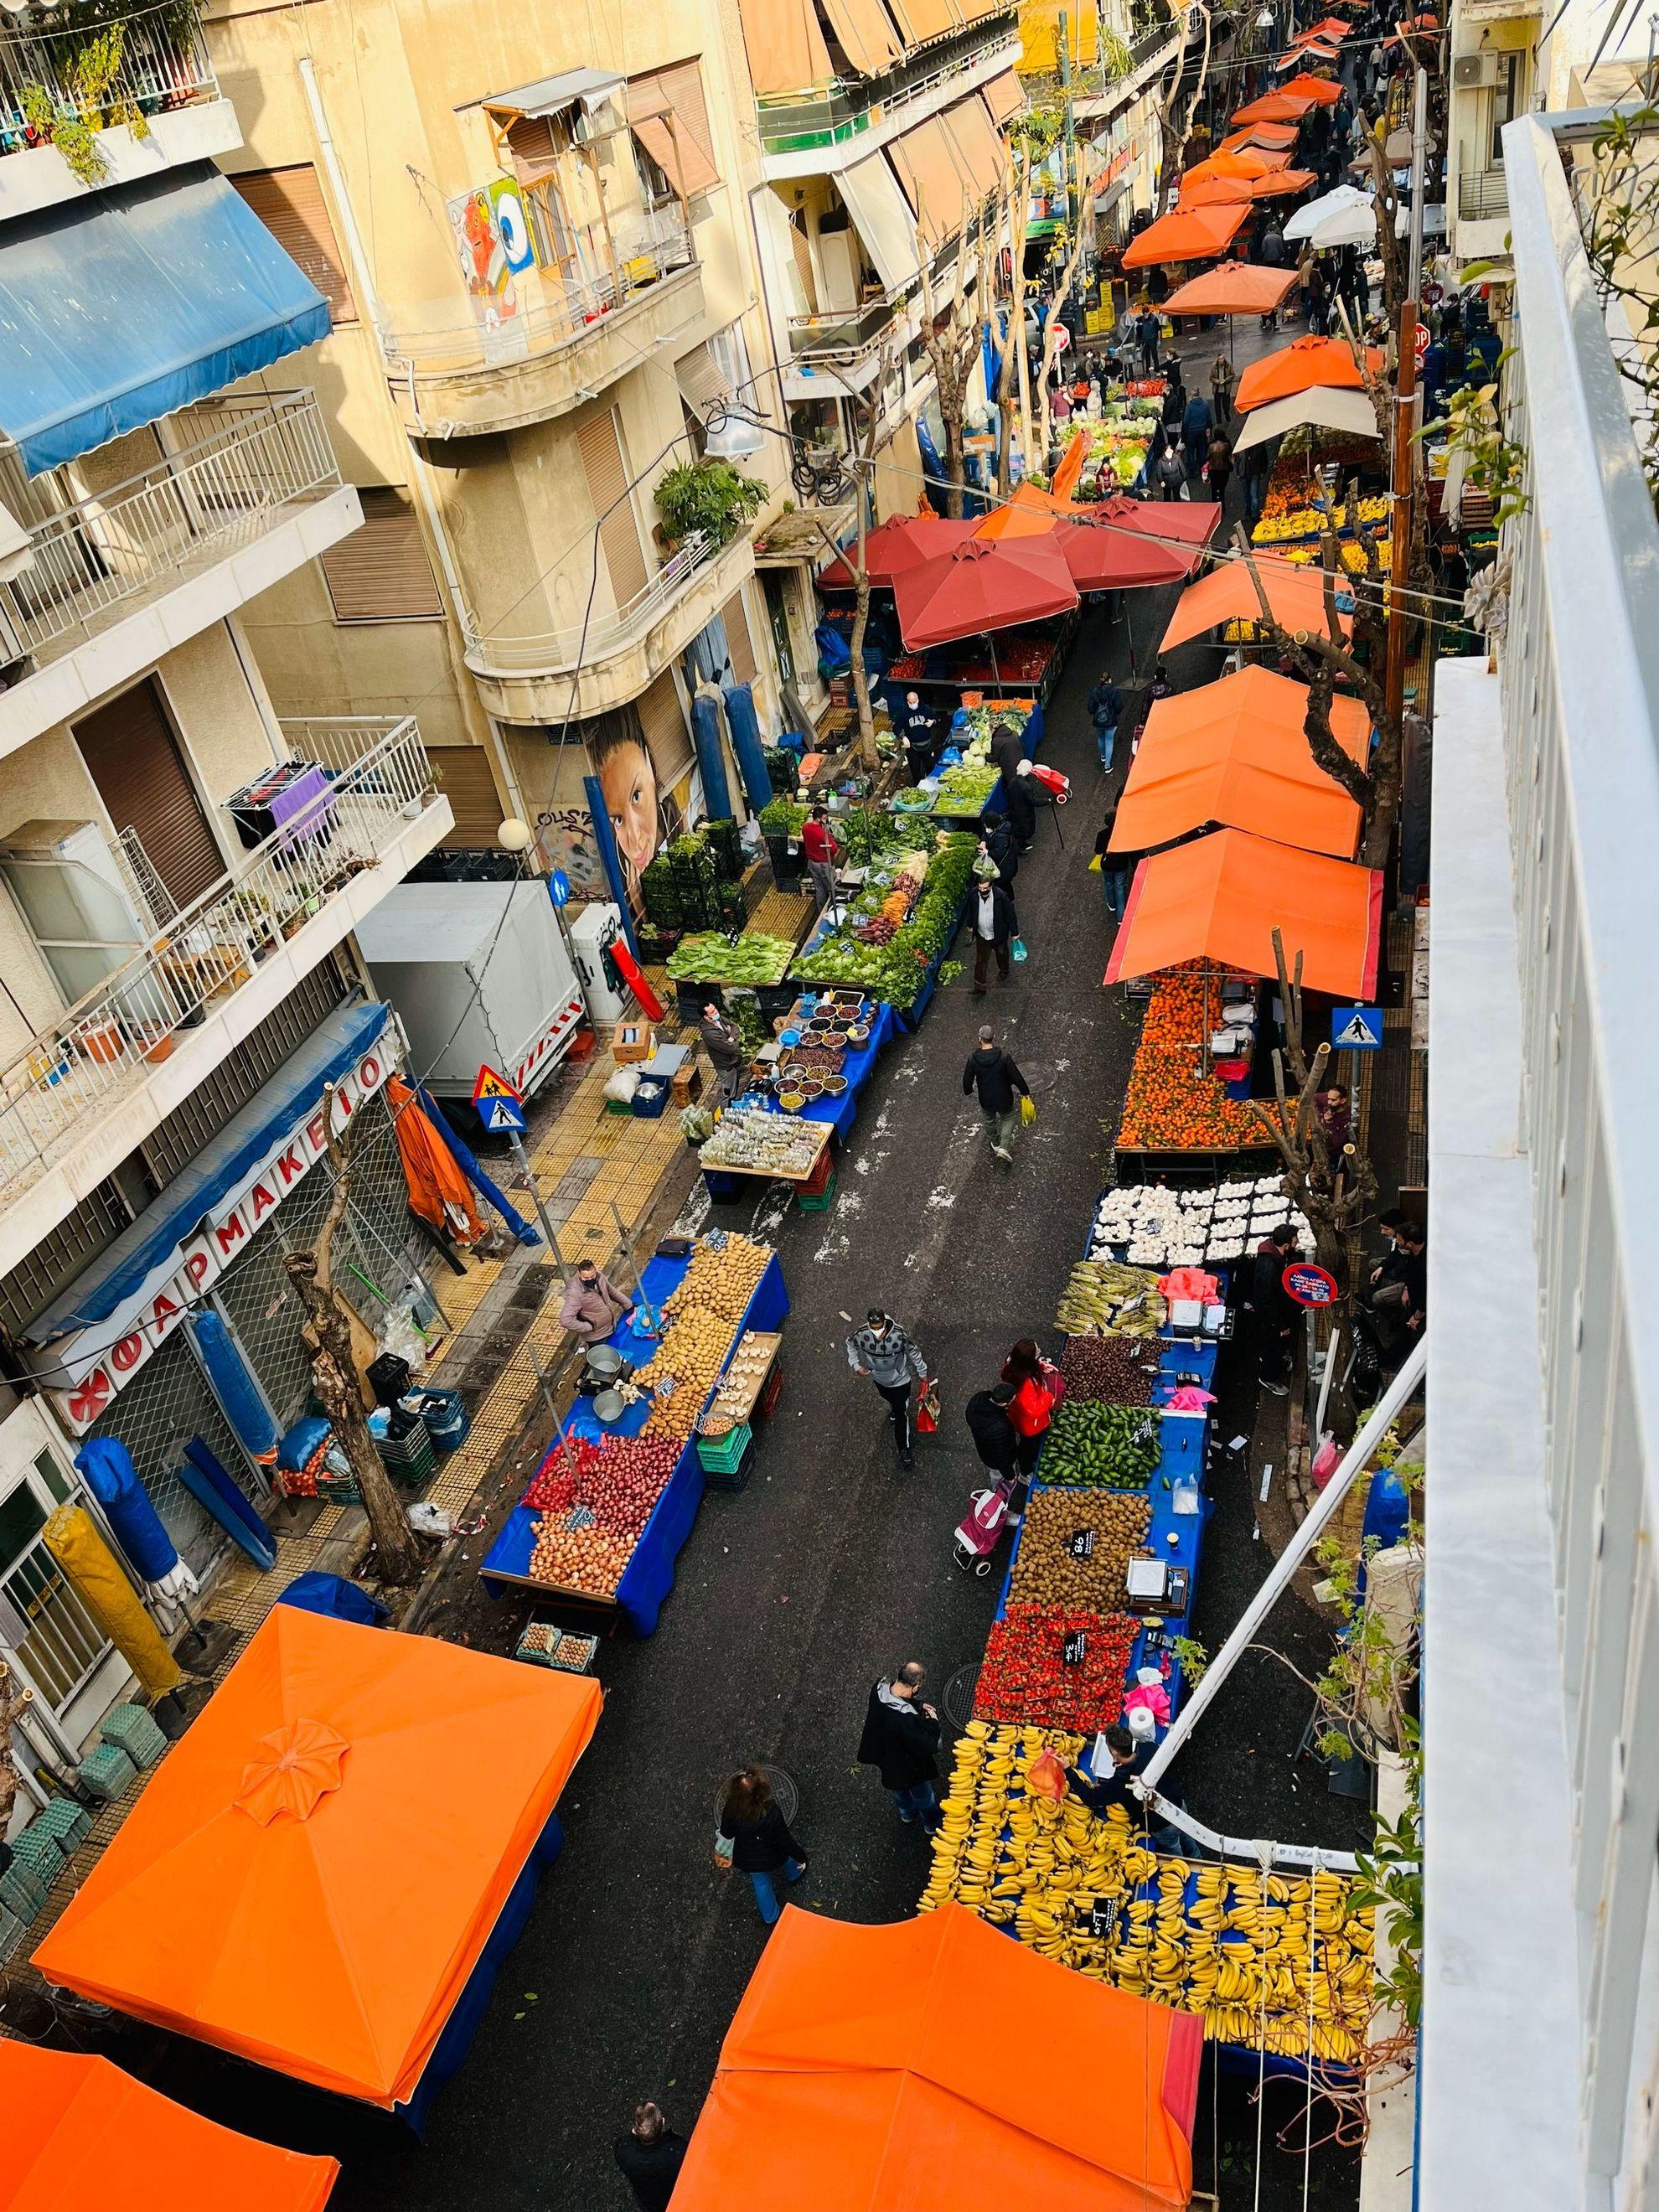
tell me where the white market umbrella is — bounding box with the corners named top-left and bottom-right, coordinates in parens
top-left (1229, 385), bottom-right (1385, 454)
top-left (1284, 185), bottom-right (1377, 249)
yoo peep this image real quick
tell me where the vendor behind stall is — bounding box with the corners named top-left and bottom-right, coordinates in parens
top-left (560, 1262), bottom-right (636, 1344)
top-left (900, 690), bottom-right (943, 783)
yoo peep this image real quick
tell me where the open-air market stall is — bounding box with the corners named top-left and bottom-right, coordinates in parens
top-left (670, 1904), bottom-right (1202, 2212)
top-left (479, 1237), bottom-right (788, 1631)
top-left (791, 830), bottom-right (979, 1031)
top-left (1113, 969), bottom-right (1281, 1181)
top-left (0, 2046), bottom-right (339, 2209)
top-left (31, 1608), bottom-right (602, 2125)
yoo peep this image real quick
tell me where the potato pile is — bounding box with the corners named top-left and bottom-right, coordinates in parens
top-left (1010, 1490), bottom-right (1152, 1612)
top-left (528, 1516), bottom-right (633, 1594)
top-left (637, 1307), bottom-right (733, 1438)
top-left (1059, 1334), bottom-right (1160, 1406)
top-left (664, 1233), bottom-right (769, 1324)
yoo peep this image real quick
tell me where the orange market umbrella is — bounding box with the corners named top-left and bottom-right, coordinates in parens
top-left (1185, 147), bottom-right (1295, 182)
top-left (974, 478), bottom-right (1073, 541)
top-left (1236, 332), bottom-right (1385, 412)
top-left (1054, 496), bottom-right (1222, 590)
top-left (819, 510), bottom-right (972, 587)
top-left (1160, 550), bottom-right (1352, 650)
top-left (893, 532), bottom-right (1078, 650)
top-left (1222, 121), bottom-right (1300, 152)
top-left (1050, 427), bottom-right (1089, 501)
top-left (32, 1608), bottom-right (603, 2109)
top-left (1163, 261), bottom-right (1301, 315)
top-left (1279, 70), bottom-right (1343, 101)
top-left (1231, 90), bottom-right (1319, 124)
top-left (1121, 201), bottom-right (1248, 268)
top-left (1275, 39), bottom-right (1340, 66)
top-left (0, 2046), bottom-right (339, 2211)
top-left (1111, 665), bottom-right (1368, 858)
top-left (670, 1905), bottom-right (1202, 2212)
top-left (1104, 828), bottom-right (1383, 997)
top-left (1181, 166), bottom-right (1316, 205)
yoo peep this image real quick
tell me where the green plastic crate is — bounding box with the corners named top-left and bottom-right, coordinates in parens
top-left (797, 1169), bottom-right (838, 1212)
top-left (697, 1421), bottom-right (753, 1475)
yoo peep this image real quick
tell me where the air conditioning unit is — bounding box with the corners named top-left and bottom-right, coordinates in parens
top-left (1452, 52), bottom-right (1499, 90)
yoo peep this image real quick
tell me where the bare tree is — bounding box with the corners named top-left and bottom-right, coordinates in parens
top-left (996, 147), bottom-right (1032, 497)
top-left (1150, 0), bottom-right (1217, 203)
top-left (1360, 121), bottom-right (1407, 329)
top-left (0, 1661), bottom-right (34, 1839)
top-left (917, 203), bottom-right (998, 519)
top-left (286, 1085), bottom-right (423, 1586)
top-left (1035, 178), bottom-right (1089, 464)
top-left (796, 349), bottom-right (897, 774)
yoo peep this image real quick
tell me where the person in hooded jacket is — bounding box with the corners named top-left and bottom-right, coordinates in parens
top-left (964, 1380), bottom-right (1021, 1482)
top-left (857, 1661), bottom-right (943, 1829)
top-left (1001, 1336), bottom-right (1059, 1479)
top-left (963, 1024), bottom-right (1031, 1163)
top-left (845, 1309), bottom-right (930, 1467)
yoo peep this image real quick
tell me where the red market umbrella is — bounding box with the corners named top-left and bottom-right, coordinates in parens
top-left (818, 510), bottom-right (971, 588)
top-left (1054, 498), bottom-right (1221, 591)
top-left (1121, 202), bottom-right (1248, 269)
top-left (893, 533), bottom-right (1078, 651)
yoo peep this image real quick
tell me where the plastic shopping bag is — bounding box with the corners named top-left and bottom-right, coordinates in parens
top-left (1020, 1094), bottom-right (1037, 1127)
top-left (1027, 1749), bottom-right (1068, 1803)
top-left (916, 1378), bottom-right (941, 1434)
top-left (1010, 937), bottom-right (1028, 964)
top-left (1088, 852), bottom-right (1102, 872)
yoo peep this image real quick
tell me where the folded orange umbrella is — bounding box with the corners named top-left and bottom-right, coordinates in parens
top-left (1235, 333), bottom-right (1385, 413)
top-left (1104, 828), bottom-right (1382, 998)
top-left (1121, 201), bottom-right (1248, 268)
top-left (1181, 168), bottom-right (1315, 205)
top-left (1275, 39), bottom-right (1339, 66)
top-left (1051, 427), bottom-right (1090, 502)
top-left (1160, 551), bottom-right (1352, 650)
top-left (1232, 90), bottom-right (1318, 124)
top-left (0, 2047), bottom-right (339, 2211)
top-left (1112, 665), bottom-right (1368, 858)
top-left (1163, 262), bottom-right (1301, 315)
top-left (1222, 121), bottom-right (1300, 151)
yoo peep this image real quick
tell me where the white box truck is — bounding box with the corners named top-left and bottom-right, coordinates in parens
top-left (354, 881), bottom-right (587, 1107)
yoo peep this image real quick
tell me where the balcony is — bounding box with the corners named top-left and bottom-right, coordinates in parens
top-left (1421, 111), bottom-right (1659, 2212)
top-left (0, 8), bottom-right (240, 222)
top-left (784, 296), bottom-right (909, 396)
top-left (463, 526), bottom-right (756, 723)
top-left (0, 717), bottom-right (451, 1276)
top-left (0, 392), bottom-right (360, 760)
top-left (757, 21), bottom-right (1021, 177)
top-left (1455, 163), bottom-right (1508, 222)
top-left (381, 223), bottom-right (705, 439)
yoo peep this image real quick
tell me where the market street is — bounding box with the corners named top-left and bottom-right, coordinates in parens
top-left (141, 539), bottom-right (1367, 2210)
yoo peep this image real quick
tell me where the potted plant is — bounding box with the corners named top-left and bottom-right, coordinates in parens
top-left (654, 459), bottom-right (767, 551)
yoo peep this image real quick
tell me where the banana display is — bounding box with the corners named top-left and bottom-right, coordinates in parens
top-left (920, 1723), bottom-right (1375, 2070)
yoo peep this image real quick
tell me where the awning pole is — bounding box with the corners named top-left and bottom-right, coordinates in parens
top-left (1135, 1332), bottom-right (1426, 1796)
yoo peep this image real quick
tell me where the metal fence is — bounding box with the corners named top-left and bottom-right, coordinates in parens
top-left (1457, 164), bottom-right (1509, 222)
top-left (0, 716), bottom-right (437, 1202)
top-left (0, 392), bottom-right (342, 664)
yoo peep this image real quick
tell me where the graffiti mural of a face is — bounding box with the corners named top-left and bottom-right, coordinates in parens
top-left (589, 722), bottom-right (659, 914)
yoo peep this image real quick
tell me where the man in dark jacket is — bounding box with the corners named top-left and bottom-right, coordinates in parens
top-left (963, 1024), bottom-right (1030, 1163)
top-left (965, 1380), bottom-right (1021, 1481)
top-left (1087, 673), bottom-right (1124, 771)
top-left (1250, 1221), bottom-right (1303, 1395)
top-left (698, 1000), bottom-right (743, 1108)
top-left (1181, 390), bottom-right (1213, 478)
top-left (982, 814), bottom-right (1020, 895)
top-left (968, 876), bottom-right (1016, 994)
top-left (899, 688), bottom-right (941, 783)
top-left (613, 2103), bottom-right (687, 2212)
top-left (858, 1661), bottom-right (943, 1828)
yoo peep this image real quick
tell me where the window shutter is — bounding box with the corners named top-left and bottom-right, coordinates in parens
top-left (627, 59), bottom-right (720, 194)
top-left (576, 411), bottom-right (650, 607)
top-left (722, 592), bottom-right (758, 686)
top-left (636, 671), bottom-right (695, 791)
top-left (426, 747), bottom-right (505, 847)
top-left (75, 679), bottom-right (225, 911)
top-left (230, 166), bottom-right (356, 324)
top-left (506, 114), bottom-right (561, 183)
top-left (319, 489), bottom-right (444, 623)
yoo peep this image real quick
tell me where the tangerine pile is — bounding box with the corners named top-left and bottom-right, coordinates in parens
top-left (1115, 970), bottom-right (1264, 1154)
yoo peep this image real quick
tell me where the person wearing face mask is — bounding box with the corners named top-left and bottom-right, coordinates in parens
top-left (559, 1260), bottom-right (636, 1344)
top-left (845, 1308), bottom-right (930, 1470)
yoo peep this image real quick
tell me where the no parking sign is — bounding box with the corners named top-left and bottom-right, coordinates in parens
top-left (1282, 1261), bottom-right (1339, 1308)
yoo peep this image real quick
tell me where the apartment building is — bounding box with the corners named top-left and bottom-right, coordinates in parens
top-left (0, 9), bottom-right (452, 1770)
top-left (1424, 107), bottom-right (1659, 2211)
top-left (194, 0), bottom-right (837, 886)
top-left (734, 0), bottom-right (1022, 518)
top-left (1017, 0), bottom-right (1185, 257)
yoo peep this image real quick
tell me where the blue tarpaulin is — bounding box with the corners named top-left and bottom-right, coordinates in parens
top-left (915, 415), bottom-right (947, 514)
top-left (0, 162), bottom-right (330, 477)
top-left (277, 1571), bottom-right (389, 1626)
top-left (191, 1310), bottom-right (279, 1462)
top-left (178, 1438), bottom-right (276, 1569)
top-left (723, 681), bottom-right (772, 812)
top-left (23, 1001), bottom-right (390, 1346)
top-left (690, 690), bottom-right (732, 823)
top-left (74, 1438), bottom-right (178, 1582)
top-left (580, 773), bottom-right (639, 959)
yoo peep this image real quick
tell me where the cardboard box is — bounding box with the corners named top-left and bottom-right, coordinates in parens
top-left (612, 1021), bottom-right (655, 1065)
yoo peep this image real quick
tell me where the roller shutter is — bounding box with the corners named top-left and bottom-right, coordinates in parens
top-left (318, 488), bottom-right (443, 622)
top-left (576, 410), bottom-right (650, 607)
top-left (635, 673), bottom-right (695, 790)
top-left (230, 165), bottom-right (356, 324)
top-left (426, 746), bottom-right (505, 848)
top-left (75, 679), bottom-right (224, 911)
top-left (722, 592), bottom-right (759, 686)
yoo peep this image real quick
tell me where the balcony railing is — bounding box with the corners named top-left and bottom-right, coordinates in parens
top-left (1420, 110), bottom-right (1659, 2210)
top-left (788, 295), bottom-right (901, 361)
top-left (0, 393), bottom-right (341, 668)
top-left (1457, 163), bottom-right (1509, 221)
top-left (380, 215), bottom-right (697, 380)
top-left (0, 7), bottom-right (218, 162)
top-left (754, 21), bottom-right (1020, 154)
top-left (464, 529), bottom-right (718, 676)
top-left (0, 718), bottom-right (437, 1198)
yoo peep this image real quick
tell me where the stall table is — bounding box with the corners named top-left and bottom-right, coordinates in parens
top-left (479, 1249), bottom-right (788, 1633)
top-left (699, 1114), bottom-right (834, 1202)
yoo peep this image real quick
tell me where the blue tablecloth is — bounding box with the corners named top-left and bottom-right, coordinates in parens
top-left (701, 1004), bottom-right (897, 1197)
top-left (790, 888), bottom-right (969, 1036)
top-left (479, 1250), bottom-right (789, 1633)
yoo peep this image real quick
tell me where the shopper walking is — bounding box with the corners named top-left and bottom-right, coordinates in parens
top-left (845, 1308), bottom-right (929, 1468)
top-left (613, 2104), bottom-right (688, 2212)
top-left (1138, 302), bottom-right (1161, 373)
top-left (990, 721), bottom-right (1038, 850)
top-left (1206, 428), bottom-right (1233, 509)
top-left (1238, 436), bottom-right (1270, 527)
top-left (982, 812), bottom-right (1020, 897)
top-left (963, 1024), bottom-right (1031, 1164)
top-left (857, 1662), bottom-right (943, 1830)
top-left (1087, 671), bottom-right (1124, 771)
top-left (969, 872), bottom-right (1017, 993)
top-left (1210, 351), bottom-right (1234, 429)
top-left (698, 1000), bottom-right (744, 1109)
top-left (715, 1766), bottom-right (809, 1926)
top-left (1001, 1336), bottom-right (1059, 1481)
top-left (1181, 388), bottom-right (1213, 478)
top-left (1094, 809), bottom-right (1134, 922)
top-left (964, 1379), bottom-right (1021, 1483)
top-left (1249, 1222), bottom-right (1303, 1395)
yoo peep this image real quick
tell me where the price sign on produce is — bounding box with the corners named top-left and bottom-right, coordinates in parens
top-left (1062, 1630), bottom-right (1088, 1667)
top-left (1282, 1260), bottom-right (1340, 1308)
top-left (1090, 1898), bottom-right (1120, 1945)
top-left (1069, 1529), bottom-right (1094, 1559)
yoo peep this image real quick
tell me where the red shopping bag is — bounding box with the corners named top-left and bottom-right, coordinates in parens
top-left (916, 1378), bottom-right (941, 1434)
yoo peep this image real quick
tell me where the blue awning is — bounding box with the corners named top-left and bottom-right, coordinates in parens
top-left (0, 162), bottom-right (331, 477)
top-left (23, 1000), bottom-right (390, 1347)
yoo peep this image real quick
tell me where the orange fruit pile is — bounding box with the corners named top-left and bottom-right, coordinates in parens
top-left (1115, 969), bottom-right (1264, 1154)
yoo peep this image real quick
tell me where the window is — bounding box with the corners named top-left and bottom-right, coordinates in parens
top-left (1491, 54), bottom-right (1522, 164)
top-left (709, 318), bottom-right (753, 400)
top-left (626, 60), bottom-right (721, 202)
top-left (230, 166), bottom-right (356, 325)
top-left (319, 489), bottom-right (444, 623)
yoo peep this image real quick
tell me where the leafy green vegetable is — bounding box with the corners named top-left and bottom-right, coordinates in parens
top-left (791, 834), bottom-right (977, 1007)
top-left (665, 933), bottom-right (797, 985)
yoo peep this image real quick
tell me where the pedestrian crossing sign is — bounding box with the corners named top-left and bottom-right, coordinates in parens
top-left (473, 1062), bottom-right (521, 1103)
top-left (478, 1093), bottom-right (527, 1135)
top-left (1331, 1005), bottom-right (1383, 1051)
